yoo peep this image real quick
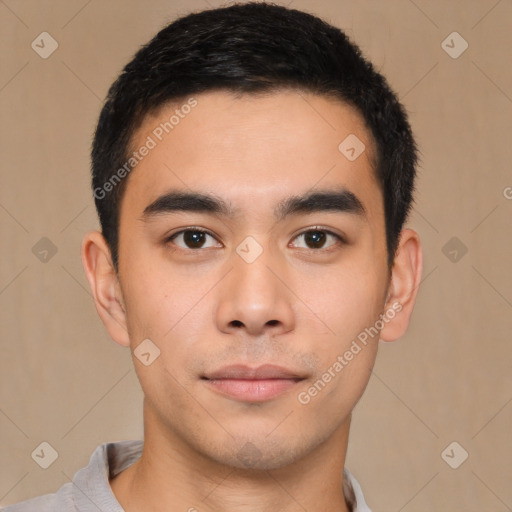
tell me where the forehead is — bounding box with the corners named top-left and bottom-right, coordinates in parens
top-left (122, 89), bottom-right (381, 221)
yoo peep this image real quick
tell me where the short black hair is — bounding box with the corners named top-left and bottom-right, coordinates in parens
top-left (91, 1), bottom-right (417, 270)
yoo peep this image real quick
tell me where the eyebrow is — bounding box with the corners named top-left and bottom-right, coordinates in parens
top-left (141, 187), bottom-right (366, 221)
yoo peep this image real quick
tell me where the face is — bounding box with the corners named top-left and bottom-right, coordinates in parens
top-left (109, 90), bottom-right (393, 469)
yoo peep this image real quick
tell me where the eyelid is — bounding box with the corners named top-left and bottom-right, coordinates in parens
top-left (166, 226), bottom-right (215, 239)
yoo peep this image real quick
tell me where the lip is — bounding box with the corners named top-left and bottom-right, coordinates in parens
top-left (202, 364), bottom-right (305, 402)
top-left (203, 364), bottom-right (304, 380)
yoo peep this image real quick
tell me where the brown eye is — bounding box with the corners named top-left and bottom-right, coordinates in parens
top-left (291, 229), bottom-right (342, 250)
top-left (168, 229), bottom-right (221, 250)
top-left (304, 231), bottom-right (327, 249)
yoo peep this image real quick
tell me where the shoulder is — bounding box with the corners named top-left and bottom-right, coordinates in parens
top-left (1, 482), bottom-right (75, 511)
top-left (2, 440), bottom-right (142, 512)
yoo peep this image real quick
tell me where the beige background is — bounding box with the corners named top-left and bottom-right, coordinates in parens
top-left (1, 0), bottom-right (511, 510)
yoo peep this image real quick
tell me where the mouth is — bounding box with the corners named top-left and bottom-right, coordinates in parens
top-left (201, 364), bottom-right (306, 402)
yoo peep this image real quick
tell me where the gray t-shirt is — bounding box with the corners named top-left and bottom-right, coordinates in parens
top-left (2, 440), bottom-right (372, 511)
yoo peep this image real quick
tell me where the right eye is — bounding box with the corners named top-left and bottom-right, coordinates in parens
top-left (166, 228), bottom-right (223, 250)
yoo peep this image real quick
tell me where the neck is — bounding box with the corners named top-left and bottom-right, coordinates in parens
top-left (110, 402), bottom-right (352, 512)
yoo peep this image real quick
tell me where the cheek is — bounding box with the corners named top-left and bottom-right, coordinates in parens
top-left (295, 261), bottom-right (385, 346)
top-left (120, 251), bottom-right (216, 369)
top-left (122, 267), bottom-right (170, 340)
top-left (294, 269), bottom-right (382, 415)
top-left (298, 344), bottom-right (377, 432)
top-left (120, 238), bottom-right (180, 332)
top-left (124, 268), bottom-right (209, 410)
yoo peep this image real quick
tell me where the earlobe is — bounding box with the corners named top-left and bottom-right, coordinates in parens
top-left (380, 228), bottom-right (423, 342)
top-left (81, 231), bottom-right (130, 347)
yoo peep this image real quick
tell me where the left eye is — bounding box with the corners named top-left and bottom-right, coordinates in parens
top-left (290, 229), bottom-right (342, 250)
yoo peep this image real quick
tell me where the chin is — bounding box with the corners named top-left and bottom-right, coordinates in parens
top-left (202, 434), bottom-right (313, 471)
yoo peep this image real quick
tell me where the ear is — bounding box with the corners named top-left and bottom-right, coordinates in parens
top-left (380, 228), bottom-right (423, 342)
top-left (81, 231), bottom-right (130, 347)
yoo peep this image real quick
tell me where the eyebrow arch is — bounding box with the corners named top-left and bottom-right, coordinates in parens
top-left (141, 187), bottom-right (366, 221)
top-left (275, 188), bottom-right (366, 221)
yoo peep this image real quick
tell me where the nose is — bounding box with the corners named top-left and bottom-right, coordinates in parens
top-left (215, 246), bottom-right (295, 337)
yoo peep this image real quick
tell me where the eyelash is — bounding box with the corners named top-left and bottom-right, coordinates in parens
top-left (165, 226), bottom-right (345, 252)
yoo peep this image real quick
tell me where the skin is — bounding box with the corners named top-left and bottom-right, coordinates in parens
top-left (82, 89), bottom-right (422, 512)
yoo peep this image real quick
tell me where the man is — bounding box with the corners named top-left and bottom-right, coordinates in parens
top-left (6, 2), bottom-right (422, 511)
